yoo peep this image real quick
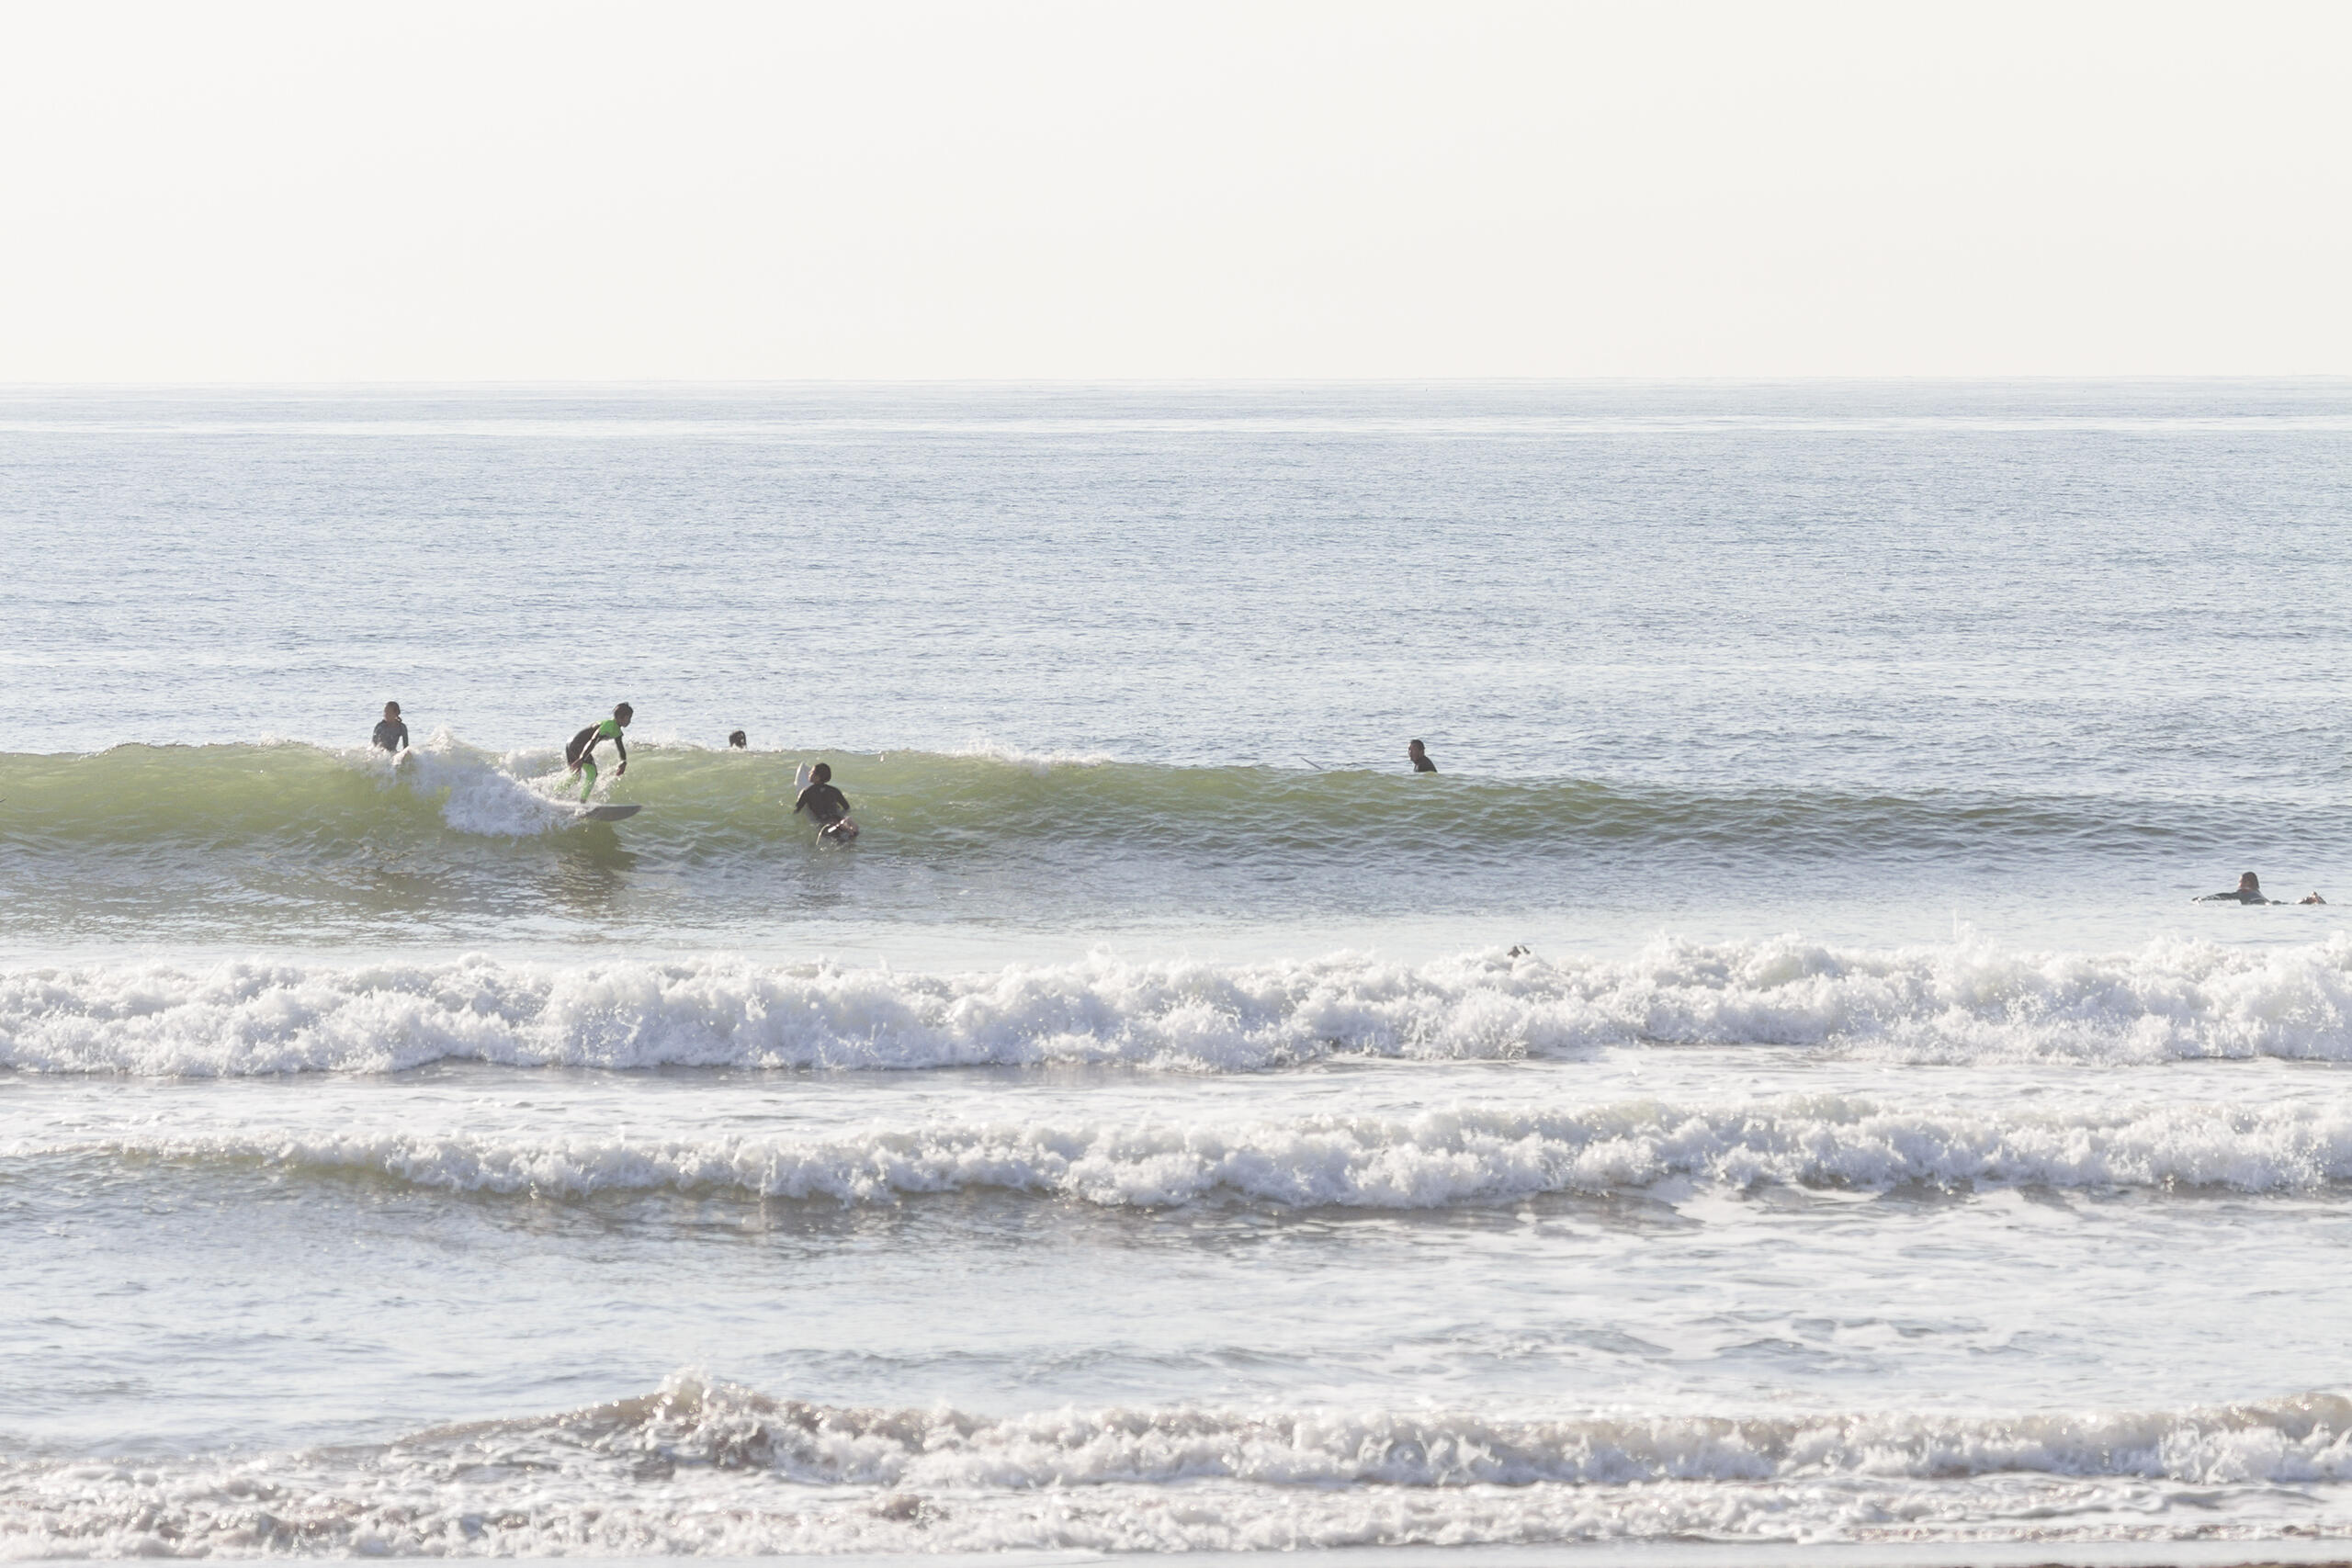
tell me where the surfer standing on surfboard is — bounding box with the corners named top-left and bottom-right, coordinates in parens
top-left (565, 703), bottom-right (631, 802)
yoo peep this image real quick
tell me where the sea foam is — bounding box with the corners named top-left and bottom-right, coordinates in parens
top-left (6, 936), bottom-right (2352, 1077)
top-left (9, 1374), bottom-right (2352, 1556)
top-left (44, 1092), bottom-right (2352, 1204)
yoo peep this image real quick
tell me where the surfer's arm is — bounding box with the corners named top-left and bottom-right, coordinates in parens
top-left (790, 787), bottom-right (808, 816)
top-left (612, 735), bottom-right (628, 772)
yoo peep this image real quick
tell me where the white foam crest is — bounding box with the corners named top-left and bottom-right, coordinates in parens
top-left (560, 1375), bottom-right (2352, 1490)
top-left (9, 1375), bottom-right (2352, 1556)
top-left (7, 936), bottom-right (2352, 1078)
top-left (947, 736), bottom-right (1117, 770)
top-left (63, 1093), bottom-right (2352, 1203)
top-left (386, 733), bottom-right (577, 836)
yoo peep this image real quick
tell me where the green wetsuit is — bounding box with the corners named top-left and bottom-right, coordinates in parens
top-left (567, 718), bottom-right (628, 801)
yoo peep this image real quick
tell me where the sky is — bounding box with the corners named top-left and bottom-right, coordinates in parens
top-left (0, 0), bottom-right (2346, 381)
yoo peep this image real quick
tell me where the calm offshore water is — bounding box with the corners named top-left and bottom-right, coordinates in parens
top-left (5, 382), bottom-right (2352, 1556)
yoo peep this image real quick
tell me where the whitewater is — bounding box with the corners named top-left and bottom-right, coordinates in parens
top-left (6, 381), bottom-right (2352, 1560)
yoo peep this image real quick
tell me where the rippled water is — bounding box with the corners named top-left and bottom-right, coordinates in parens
top-left (4, 382), bottom-right (2351, 1557)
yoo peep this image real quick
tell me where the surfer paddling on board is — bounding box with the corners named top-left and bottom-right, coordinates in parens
top-left (793, 761), bottom-right (858, 842)
top-left (372, 702), bottom-right (410, 755)
top-left (565, 704), bottom-right (632, 803)
top-left (2198, 872), bottom-right (2280, 905)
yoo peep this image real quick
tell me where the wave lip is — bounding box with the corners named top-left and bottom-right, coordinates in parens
top-left (11, 1375), bottom-right (2352, 1556)
top-left (53, 1092), bottom-right (2352, 1206)
top-left (7, 935), bottom-right (2352, 1078)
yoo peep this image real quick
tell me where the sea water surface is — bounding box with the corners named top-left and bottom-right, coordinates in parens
top-left (4, 382), bottom-right (2352, 1557)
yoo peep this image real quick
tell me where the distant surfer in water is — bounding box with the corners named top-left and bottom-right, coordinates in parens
top-left (1407, 739), bottom-right (1436, 773)
top-left (372, 702), bottom-right (409, 754)
top-left (793, 762), bottom-right (856, 840)
top-left (565, 703), bottom-right (631, 802)
top-left (727, 730), bottom-right (747, 750)
top-left (2198, 872), bottom-right (2278, 905)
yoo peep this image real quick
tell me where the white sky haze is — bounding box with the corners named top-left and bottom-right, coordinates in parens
top-left (1, 1), bottom-right (2346, 379)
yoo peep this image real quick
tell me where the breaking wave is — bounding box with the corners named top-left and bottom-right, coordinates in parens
top-left (7, 935), bottom-right (2352, 1077)
top-left (12, 1374), bottom-right (2352, 1555)
top-left (54, 1095), bottom-right (2352, 1204)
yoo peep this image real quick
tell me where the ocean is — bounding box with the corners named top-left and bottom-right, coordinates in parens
top-left (4, 380), bottom-right (2352, 1558)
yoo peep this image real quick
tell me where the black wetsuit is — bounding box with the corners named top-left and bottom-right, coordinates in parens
top-left (794, 783), bottom-right (852, 826)
top-left (1411, 754), bottom-right (1437, 773)
top-left (2198, 888), bottom-right (2276, 904)
top-left (372, 719), bottom-right (410, 753)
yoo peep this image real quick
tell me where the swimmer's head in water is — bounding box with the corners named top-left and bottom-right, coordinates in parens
top-left (2240, 872), bottom-right (2262, 894)
top-left (1408, 739), bottom-right (1426, 757)
top-left (614, 703), bottom-right (634, 726)
top-left (811, 762), bottom-right (832, 784)
top-left (727, 730), bottom-right (746, 749)
top-left (383, 701), bottom-right (401, 720)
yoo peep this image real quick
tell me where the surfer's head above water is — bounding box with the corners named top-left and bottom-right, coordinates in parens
top-left (810, 762), bottom-right (831, 784)
top-left (614, 704), bottom-right (634, 726)
top-left (1407, 739), bottom-right (1436, 773)
top-left (727, 730), bottom-right (746, 750)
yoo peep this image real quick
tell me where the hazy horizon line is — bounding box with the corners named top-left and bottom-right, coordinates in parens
top-left (4, 373), bottom-right (2351, 392)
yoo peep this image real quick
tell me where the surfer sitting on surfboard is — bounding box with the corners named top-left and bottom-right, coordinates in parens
top-left (565, 703), bottom-right (632, 802)
top-left (793, 762), bottom-right (857, 841)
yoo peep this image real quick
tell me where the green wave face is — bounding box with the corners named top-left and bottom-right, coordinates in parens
top-left (0, 741), bottom-right (2320, 945)
top-left (0, 739), bottom-right (2245, 848)
top-left (4, 743), bottom-right (458, 850)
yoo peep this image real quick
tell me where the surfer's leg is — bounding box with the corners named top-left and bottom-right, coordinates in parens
top-left (579, 759), bottom-right (598, 801)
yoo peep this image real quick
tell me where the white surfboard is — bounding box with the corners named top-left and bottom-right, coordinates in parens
top-left (575, 803), bottom-right (641, 821)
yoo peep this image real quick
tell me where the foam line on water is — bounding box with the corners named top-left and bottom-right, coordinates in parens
top-left (6, 937), bottom-right (2352, 1077)
top-left (43, 1092), bottom-right (2352, 1203)
top-left (10, 1374), bottom-right (2352, 1555)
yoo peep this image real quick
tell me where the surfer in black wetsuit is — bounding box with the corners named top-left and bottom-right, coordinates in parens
top-left (2199, 873), bottom-right (2278, 905)
top-left (1407, 739), bottom-right (1436, 773)
top-left (793, 762), bottom-right (852, 828)
top-left (372, 702), bottom-right (410, 754)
